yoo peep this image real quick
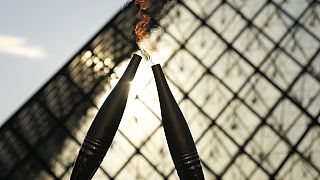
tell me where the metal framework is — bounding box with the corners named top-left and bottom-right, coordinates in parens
top-left (0, 0), bottom-right (319, 179)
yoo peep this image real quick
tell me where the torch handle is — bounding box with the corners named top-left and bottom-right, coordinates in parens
top-left (70, 54), bottom-right (141, 180)
top-left (152, 64), bottom-right (205, 180)
top-left (175, 151), bottom-right (204, 180)
top-left (71, 136), bottom-right (106, 180)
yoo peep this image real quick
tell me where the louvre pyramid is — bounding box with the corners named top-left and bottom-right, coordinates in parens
top-left (0, 0), bottom-right (319, 179)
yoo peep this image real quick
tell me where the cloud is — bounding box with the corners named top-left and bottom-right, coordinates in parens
top-left (0, 34), bottom-right (47, 60)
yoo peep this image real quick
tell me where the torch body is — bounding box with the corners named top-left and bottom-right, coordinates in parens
top-left (70, 54), bottom-right (141, 180)
top-left (152, 64), bottom-right (205, 180)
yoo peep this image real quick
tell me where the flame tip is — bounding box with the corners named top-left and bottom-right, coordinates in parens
top-left (135, 0), bottom-right (153, 45)
top-left (135, 0), bottom-right (157, 62)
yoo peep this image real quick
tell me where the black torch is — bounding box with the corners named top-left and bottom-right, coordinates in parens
top-left (70, 54), bottom-right (142, 180)
top-left (152, 64), bottom-right (205, 180)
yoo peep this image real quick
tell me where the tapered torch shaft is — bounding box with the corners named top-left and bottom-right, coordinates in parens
top-left (71, 54), bottom-right (142, 180)
top-left (152, 64), bottom-right (205, 180)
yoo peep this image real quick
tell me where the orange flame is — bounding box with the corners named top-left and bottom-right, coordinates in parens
top-left (135, 0), bottom-right (151, 43)
top-left (135, 0), bottom-right (157, 60)
top-left (135, 15), bottom-right (151, 43)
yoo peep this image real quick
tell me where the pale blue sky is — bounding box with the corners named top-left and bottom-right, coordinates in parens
top-left (0, 0), bottom-right (128, 124)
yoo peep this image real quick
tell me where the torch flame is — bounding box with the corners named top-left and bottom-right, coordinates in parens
top-left (135, 14), bottom-right (151, 43)
top-left (135, 0), bottom-right (151, 43)
top-left (135, 0), bottom-right (156, 61)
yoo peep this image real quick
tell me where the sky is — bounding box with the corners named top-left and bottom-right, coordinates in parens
top-left (0, 0), bottom-right (128, 125)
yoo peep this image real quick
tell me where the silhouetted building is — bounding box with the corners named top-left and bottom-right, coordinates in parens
top-left (0, 0), bottom-right (319, 179)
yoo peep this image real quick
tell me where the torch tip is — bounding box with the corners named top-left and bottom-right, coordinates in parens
top-left (132, 53), bottom-right (142, 61)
